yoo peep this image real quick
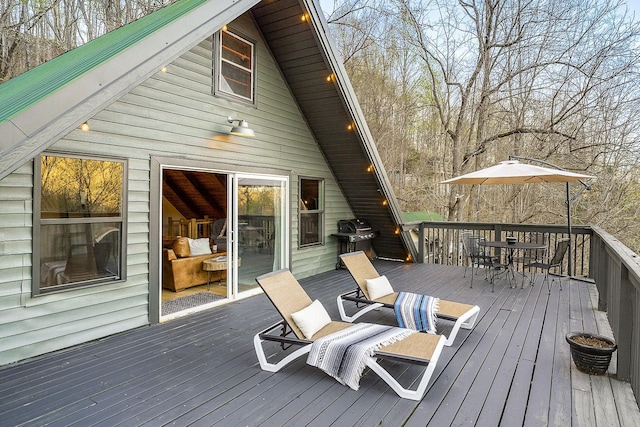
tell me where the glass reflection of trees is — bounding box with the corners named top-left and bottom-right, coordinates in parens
top-left (41, 156), bottom-right (122, 218)
top-left (37, 155), bottom-right (124, 292)
top-left (238, 185), bottom-right (278, 215)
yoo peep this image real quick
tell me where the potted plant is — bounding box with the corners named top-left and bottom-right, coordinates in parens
top-left (566, 332), bottom-right (617, 375)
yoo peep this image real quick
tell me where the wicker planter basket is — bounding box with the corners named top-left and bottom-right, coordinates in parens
top-left (566, 332), bottom-right (617, 375)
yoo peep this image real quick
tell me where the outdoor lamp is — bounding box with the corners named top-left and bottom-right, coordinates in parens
top-left (227, 117), bottom-right (255, 137)
top-left (80, 121), bottom-right (90, 132)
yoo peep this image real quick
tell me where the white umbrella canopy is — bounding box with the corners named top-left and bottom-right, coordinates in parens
top-left (440, 160), bottom-right (595, 185)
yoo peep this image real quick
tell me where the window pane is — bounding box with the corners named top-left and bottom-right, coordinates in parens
top-left (221, 61), bottom-right (252, 99)
top-left (39, 223), bottom-right (121, 288)
top-left (218, 30), bottom-right (254, 102)
top-left (41, 156), bottom-right (123, 219)
top-left (222, 31), bottom-right (252, 70)
top-left (300, 179), bottom-right (321, 210)
top-left (300, 212), bottom-right (321, 246)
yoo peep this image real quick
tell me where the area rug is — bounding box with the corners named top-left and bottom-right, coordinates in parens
top-left (162, 292), bottom-right (225, 315)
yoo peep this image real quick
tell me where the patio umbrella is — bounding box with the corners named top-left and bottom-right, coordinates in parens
top-left (440, 160), bottom-right (595, 276)
top-left (440, 160), bottom-right (594, 185)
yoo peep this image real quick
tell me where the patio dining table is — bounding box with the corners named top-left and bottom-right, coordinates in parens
top-left (480, 240), bottom-right (546, 288)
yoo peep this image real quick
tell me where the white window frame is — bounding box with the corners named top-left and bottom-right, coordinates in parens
top-left (214, 29), bottom-right (256, 104)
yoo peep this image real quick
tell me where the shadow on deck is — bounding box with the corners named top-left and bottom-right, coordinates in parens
top-left (1, 261), bottom-right (638, 426)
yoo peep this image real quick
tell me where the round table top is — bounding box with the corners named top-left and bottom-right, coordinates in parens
top-left (480, 240), bottom-right (546, 249)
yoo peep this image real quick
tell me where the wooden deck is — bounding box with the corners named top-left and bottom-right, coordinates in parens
top-left (1, 261), bottom-right (639, 426)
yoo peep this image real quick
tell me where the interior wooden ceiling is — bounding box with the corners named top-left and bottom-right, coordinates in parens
top-left (162, 170), bottom-right (227, 220)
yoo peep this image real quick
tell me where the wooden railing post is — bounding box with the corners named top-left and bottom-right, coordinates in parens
top-left (615, 267), bottom-right (634, 382)
top-left (418, 223), bottom-right (425, 263)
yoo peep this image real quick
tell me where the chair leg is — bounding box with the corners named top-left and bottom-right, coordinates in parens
top-left (549, 275), bottom-right (563, 294)
top-left (544, 271), bottom-right (552, 294)
top-left (491, 269), bottom-right (495, 292)
top-left (469, 262), bottom-right (474, 288)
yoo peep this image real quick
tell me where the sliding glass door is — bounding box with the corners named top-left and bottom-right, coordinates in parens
top-left (230, 174), bottom-right (289, 295)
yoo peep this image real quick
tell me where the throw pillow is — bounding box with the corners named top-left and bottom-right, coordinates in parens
top-left (188, 237), bottom-right (212, 256)
top-left (291, 299), bottom-right (332, 339)
top-left (172, 237), bottom-right (191, 258)
top-left (366, 275), bottom-right (394, 300)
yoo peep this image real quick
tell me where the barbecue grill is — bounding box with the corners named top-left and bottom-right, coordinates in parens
top-left (332, 219), bottom-right (376, 269)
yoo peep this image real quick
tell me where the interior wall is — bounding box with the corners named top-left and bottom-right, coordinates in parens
top-left (162, 198), bottom-right (183, 236)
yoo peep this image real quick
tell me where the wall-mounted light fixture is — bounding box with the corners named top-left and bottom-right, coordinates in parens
top-left (80, 121), bottom-right (90, 132)
top-left (227, 117), bottom-right (255, 137)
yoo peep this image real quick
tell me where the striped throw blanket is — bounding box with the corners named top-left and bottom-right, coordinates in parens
top-left (307, 323), bottom-right (416, 390)
top-left (394, 292), bottom-right (439, 334)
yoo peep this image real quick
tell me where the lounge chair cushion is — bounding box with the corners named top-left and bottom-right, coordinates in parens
top-left (291, 299), bottom-right (332, 339)
top-left (366, 275), bottom-right (394, 300)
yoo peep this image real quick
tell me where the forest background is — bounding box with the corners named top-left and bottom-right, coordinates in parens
top-left (2, 0), bottom-right (640, 254)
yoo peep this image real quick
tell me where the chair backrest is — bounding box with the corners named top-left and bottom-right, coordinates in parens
top-left (255, 269), bottom-right (313, 340)
top-left (339, 251), bottom-right (380, 300)
top-left (461, 232), bottom-right (483, 257)
top-left (211, 218), bottom-right (227, 239)
top-left (549, 238), bottom-right (570, 267)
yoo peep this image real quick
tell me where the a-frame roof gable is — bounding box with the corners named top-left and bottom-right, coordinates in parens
top-left (0, 0), bottom-right (410, 259)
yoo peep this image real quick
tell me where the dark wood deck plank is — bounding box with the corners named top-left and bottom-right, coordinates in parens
top-left (1, 261), bottom-right (636, 426)
top-left (549, 278), bottom-right (573, 426)
top-left (460, 283), bottom-right (544, 426)
top-left (494, 281), bottom-right (549, 426)
top-left (404, 280), bottom-right (518, 426)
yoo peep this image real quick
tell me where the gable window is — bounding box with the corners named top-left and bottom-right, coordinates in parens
top-left (299, 178), bottom-right (324, 247)
top-left (34, 154), bottom-right (127, 295)
top-left (214, 29), bottom-right (255, 103)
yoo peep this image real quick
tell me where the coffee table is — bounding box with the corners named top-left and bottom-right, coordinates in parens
top-left (202, 256), bottom-right (241, 290)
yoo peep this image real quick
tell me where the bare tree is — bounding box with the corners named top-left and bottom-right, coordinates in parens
top-left (0, 0), bottom-right (174, 81)
top-left (324, 0), bottom-right (640, 252)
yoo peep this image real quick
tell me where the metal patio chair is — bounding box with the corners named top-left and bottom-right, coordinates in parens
top-left (523, 238), bottom-right (570, 294)
top-left (461, 231), bottom-right (502, 291)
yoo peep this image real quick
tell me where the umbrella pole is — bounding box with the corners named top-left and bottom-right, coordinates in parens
top-left (566, 182), bottom-right (573, 277)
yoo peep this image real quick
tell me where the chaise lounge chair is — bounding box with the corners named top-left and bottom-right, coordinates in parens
top-left (253, 269), bottom-right (447, 401)
top-left (337, 251), bottom-right (480, 347)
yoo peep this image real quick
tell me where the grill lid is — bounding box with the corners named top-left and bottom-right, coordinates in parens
top-left (338, 219), bottom-right (372, 234)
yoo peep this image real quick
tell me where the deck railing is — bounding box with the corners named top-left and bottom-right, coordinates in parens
top-left (589, 225), bottom-right (640, 400)
top-left (407, 221), bottom-right (592, 277)
top-left (404, 221), bottom-right (640, 403)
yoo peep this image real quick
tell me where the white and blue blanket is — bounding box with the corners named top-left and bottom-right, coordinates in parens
top-left (307, 323), bottom-right (415, 390)
top-left (394, 292), bottom-right (439, 334)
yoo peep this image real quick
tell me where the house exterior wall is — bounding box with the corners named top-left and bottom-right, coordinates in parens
top-left (0, 14), bottom-right (352, 366)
